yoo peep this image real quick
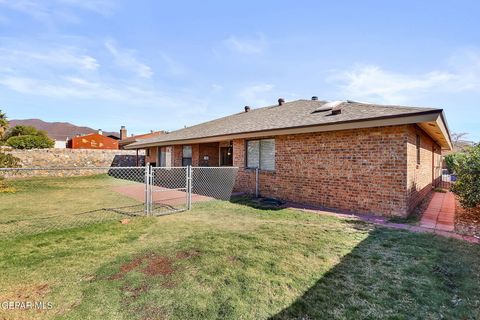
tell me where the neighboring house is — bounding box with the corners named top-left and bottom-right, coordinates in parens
top-left (118, 126), bottom-right (166, 150)
top-left (68, 130), bottom-right (119, 150)
top-left (126, 98), bottom-right (452, 217)
top-left (54, 139), bottom-right (68, 149)
top-left (8, 119), bottom-right (119, 149)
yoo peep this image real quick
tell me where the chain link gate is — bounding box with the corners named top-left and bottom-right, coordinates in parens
top-left (0, 165), bottom-right (238, 238)
top-left (144, 166), bottom-right (238, 216)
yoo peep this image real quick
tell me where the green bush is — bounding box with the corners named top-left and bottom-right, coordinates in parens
top-left (452, 144), bottom-right (480, 208)
top-left (4, 125), bottom-right (48, 139)
top-left (444, 152), bottom-right (466, 174)
top-left (6, 135), bottom-right (54, 149)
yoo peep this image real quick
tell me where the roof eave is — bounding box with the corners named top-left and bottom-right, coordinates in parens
top-left (126, 110), bottom-right (445, 149)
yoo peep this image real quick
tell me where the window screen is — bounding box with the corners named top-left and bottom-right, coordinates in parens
top-left (260, 139), bottom-right (275, 171)
top-left (246, 139), bottom-right (275, 170)
top-left (247, 140), bottom-right (260, 168)
top-left (182, 145), bottom-right (192, 166)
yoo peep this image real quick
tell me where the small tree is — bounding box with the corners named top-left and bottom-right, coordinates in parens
top-left (6, 135), bottom-right (54, 149)
top-left (4, 125), bottom-right (42, 139)
top-left (452, 144), bottom-right (480, 208)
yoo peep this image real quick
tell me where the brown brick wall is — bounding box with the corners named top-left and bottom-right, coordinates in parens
top-left (198, 143), bottom-right (220, 166)
top-left (406, 125), bottom-right (442, 213)
top-left (145, 125), bottom-right (441, 217)
top-left (146, 147), bottom-right (158, 165)
top-left (233, 126), bottom-right (411, 216)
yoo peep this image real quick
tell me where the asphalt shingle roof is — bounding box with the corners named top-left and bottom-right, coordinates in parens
top-left (128, 99), bottom-right (441, 148)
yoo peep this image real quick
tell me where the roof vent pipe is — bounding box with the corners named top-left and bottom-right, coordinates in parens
top-left (311, 96), bottom-right (318, 101)
top-left (278, 98), bottom-right (285, 106)
top-left (244, 106), bottom-right (251, 112)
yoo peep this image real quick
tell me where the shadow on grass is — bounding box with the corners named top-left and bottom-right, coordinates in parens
top-left (270, 227), bottom-right (480, 319)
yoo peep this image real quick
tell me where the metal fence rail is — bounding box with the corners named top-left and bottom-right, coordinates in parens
top-left (0, 166), bottom-right (238, 239)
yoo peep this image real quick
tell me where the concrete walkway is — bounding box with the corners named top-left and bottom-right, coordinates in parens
top-left (420, 191), bottom-right (455, 232)
top-left (286, 192), bottom-right (479, 244)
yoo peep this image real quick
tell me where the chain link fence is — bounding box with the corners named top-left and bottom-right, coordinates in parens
top-left (0, 166), bottom-right (238, 239)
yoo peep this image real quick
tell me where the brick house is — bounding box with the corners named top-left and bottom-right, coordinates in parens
top-left (68, 130), bottom-right (119, 150)
top-left (118, 126), bottom-right (166, 150)
top-left (126, 98), bottom-right (452, 217)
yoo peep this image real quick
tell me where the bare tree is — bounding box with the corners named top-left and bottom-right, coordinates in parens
top-left (451, 132), bottom-right (472, 151)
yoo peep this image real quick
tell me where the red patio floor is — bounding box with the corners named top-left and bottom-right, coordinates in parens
top-left (420, 191), bottom-right (455, 232)
top-left (112, 184), bottom-right (213, 207)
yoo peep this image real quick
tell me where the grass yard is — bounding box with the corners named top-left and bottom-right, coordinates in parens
top-left (0, 174), bottom-right (143, 238)
top-left (0, 176), bottom-right (480, 319)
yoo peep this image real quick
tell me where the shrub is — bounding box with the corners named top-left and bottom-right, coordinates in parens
top-left (0, 152), bottom-right (20, 167)
top-left (6, 135), bottom-right (54, 149)
top-left (452, 144), bottom-right (480, 208)
top-left (0, 152), bottom-right (20, 193)
top-left (4, 125), bottom-right (46, 139)
top-left (444, 152), bottom-right (466, 174)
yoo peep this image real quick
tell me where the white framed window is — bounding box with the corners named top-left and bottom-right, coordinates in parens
top-left (182, 145), bottom-right (192, 166)
top-left (159, 146), bottom-right (172, 167)
top-left (246, 139), bottom-right (275, 171)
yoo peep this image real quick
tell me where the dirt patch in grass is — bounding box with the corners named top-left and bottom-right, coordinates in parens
top-left (141, 256), bottom-right (174, 277)
top-left (455, 200), bottom-right (480, 237)
top-left (109, 256), bottom-right (145, 280)
top-left (0, 283), bottom-right (50, 302)
top-left (110, 250), bottom-right (199, 281)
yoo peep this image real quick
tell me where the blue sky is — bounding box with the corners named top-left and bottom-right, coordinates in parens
top-left (0, 0), bottom-right (479, 140)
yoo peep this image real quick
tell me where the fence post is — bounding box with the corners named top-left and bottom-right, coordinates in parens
top-left (185, 166), bottom-right (189, 210)
top-left (144, 164), bottom-right (150, 215)
top-left (255, 167), bottom-right (259, 198)
top-left (187, 165), bottom-right (192, 210)
top-left (149, 166), bottom-right (154, 215)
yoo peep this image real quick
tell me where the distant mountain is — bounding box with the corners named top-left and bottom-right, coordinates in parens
top-left (8, 119), bottom-right (119, 141)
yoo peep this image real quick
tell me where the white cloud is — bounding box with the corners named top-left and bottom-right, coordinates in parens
top-left (331, 50), bottom-right (480, 104)
top-left (105, 40), bottom-right (153, 78)
top-left (0, 0), bottom-right (115, 26)
top-left (0, 46), bottom-right (99, 73)
top-left (224, 34), bottom-right (267, 55)
top-left (0, 39), bottom-right (199, 116)
top-left (239, 83), bottom-right (275, 106)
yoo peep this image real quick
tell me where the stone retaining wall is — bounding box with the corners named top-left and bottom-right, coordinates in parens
top-left (1, 149), bottom-right (145, 178)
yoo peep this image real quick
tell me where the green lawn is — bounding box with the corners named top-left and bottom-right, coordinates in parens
top-left (1, 176), bottom-right (480, 319)
top-left (0, 174), bottom-right (143, 238)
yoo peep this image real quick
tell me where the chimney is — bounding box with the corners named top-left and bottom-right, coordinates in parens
top-left (278, 98), bottom-right (285, 106)
top-left (120, 126), bottom-right (127, 140)
top-left (98, 129), bottom-right (103, 135)
top-left (244, 106), bottom-right (251, 112)
top-left (311, 96), bottom-right (318, 101)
